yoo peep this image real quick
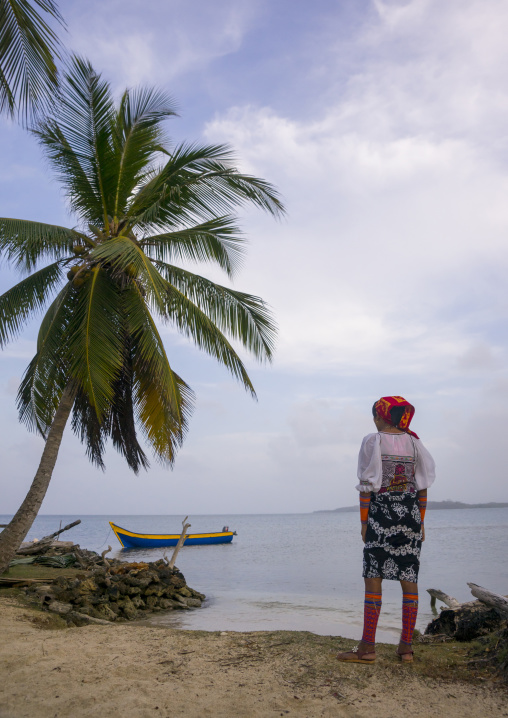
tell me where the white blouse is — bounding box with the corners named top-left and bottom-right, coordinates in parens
top-left (356, 432), bottom-right (436, 493)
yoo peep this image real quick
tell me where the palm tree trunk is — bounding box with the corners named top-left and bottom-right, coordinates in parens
top-left (0, 385), bottom-right (75, 574)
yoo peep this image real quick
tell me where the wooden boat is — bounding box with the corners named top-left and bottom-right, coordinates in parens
top-left (109, 522), bottom-right (235, 549)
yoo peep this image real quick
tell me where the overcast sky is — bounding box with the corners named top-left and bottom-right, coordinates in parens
top-left (2, 0), bottom-right (508, 516)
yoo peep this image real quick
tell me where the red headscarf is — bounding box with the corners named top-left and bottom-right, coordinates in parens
top-left (374, 396), bottom-right (419, 439)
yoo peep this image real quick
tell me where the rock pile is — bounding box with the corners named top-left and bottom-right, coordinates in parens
top-left (25, 555), bottom-right (205, 626)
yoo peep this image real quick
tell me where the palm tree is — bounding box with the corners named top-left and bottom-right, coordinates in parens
top-left (0, 56), bottom-right (284, 573)
top-left (0, 0), bottom-right (65, 122)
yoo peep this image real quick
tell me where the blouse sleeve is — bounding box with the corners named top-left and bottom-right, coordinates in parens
top-left (356, 433), bottom-right (382, 493)
top-left (414, 438), bottom-right (436, 490)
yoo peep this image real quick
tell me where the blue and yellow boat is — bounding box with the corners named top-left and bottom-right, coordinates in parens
top-left (109, 522), bottom-right (235, 549)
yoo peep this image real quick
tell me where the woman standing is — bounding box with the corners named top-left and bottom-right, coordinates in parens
top-left (337, 396), bottom-right (435, 663)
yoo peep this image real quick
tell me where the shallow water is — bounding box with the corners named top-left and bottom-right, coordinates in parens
top-left (2, 509), bottom-right (507, 643)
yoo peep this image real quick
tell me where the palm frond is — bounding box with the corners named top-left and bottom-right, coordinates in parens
top-left (111, 86), bottom-right (178, 219)
top-left (17, 282), bottom-right (74, 435)
top-left (33, 55), bottom-right (116, 227)
top-left (123, 281), bottom-right (194, 464)
top-left (0, 217), bottom-right (80, 271)
top-left (33, 121), bottom-right (106, 225)
top-left (128, 142), bottom-right (285, 232)
top-left (66, 267), bottom-right (124, 419)
top-left (107, 350), bottom-right (150, 471)
top-left (89, 237), bottom-right (258, 394)
top-left (153, 260), bottom-right (276, 362)
top-left (0, 259), bottom-right (65, 347)
top-left (70, 387), bottom-right (107, 470)
top-left (140, 216), bottom-right (245, 277)
top-left (71, 362), bottom-right (150, 473)
top-left (0, 0), bottom-right (64, 122)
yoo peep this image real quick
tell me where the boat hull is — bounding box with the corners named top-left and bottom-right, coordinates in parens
top-left (109, 522), bottom-right (234, 548)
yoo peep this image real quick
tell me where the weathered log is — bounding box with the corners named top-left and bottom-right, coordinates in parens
top-left (468, 583), bottom-right (508, 618)
top-left (427, 588), bottom-right (461, 609)
top-left (16, 520), bottom-right (81, 555)
top-left (0, 576), bottom-right (49, 586)
top-left (425, 584), bottom-right (507, 641)
top-left (72, 547), bottom-right (89, 570)
top-left (168, 517), bottom-right (191, 571)
top-left (100, 546), bottom-right (112, 570)
top-left (68, 611), bottom-right (113, 626)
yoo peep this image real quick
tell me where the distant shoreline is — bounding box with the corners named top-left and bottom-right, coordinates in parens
top-left (314, 500), bottom-right (508, 513)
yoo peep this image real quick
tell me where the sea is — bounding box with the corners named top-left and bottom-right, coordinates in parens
top-left (2, 509), bottom-right (507, 644)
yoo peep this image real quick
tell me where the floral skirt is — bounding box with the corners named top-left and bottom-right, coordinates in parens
top-left (362, 490), bottom-right (422, 583)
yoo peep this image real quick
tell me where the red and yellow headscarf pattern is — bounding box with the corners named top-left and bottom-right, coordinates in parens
top-left (374, 396), bottom-right (419, 439)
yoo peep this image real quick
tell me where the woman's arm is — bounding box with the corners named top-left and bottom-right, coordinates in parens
top-left (417, 489), bottom-right (427, 542)
top-left (360, 493), bottom-right (371, 542)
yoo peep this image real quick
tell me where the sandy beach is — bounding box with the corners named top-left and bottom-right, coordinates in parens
top-left (0, 597), bottom-right (506, 718)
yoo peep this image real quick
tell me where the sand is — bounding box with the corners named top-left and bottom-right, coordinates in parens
top-left (0, 598), bottom-right (506, 718)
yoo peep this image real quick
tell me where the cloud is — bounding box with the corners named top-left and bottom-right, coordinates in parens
top-left (67, 0), bottom-right (261, 89)
top-left (201, 1), bottom-right (508, 381)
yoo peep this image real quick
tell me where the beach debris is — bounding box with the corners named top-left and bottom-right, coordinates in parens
top-left (167, 516), bottom-right (191, 570)
top-left (16, 520), bottom-right (82, 556)
top-left (427, 588), bottom-right (461, 611)
top-left (16, 543), bottom-right (206, 626)
top-left (5, 531), bottom-right (206, 626)
top-left (425, 583), bottom-right (507, 641)
top-left (467, 583), bottom-right (508, 618)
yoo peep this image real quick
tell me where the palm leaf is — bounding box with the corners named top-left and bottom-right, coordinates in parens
top-left (111, 86), bottom-right (178, 219)
top-left (0, 0), bottom-right (64, 122)
top-left (89, 237), bottom-right (257, 394)
top-left (17, 282), bottom-right (74, 434)
top-left (66, 267), bottom-right (124, 419)
top-left (0, 217), bottom-right (79, 271)
top-left (71, 368), bottom-right (150, 473)
top-left (33, 56), bottom-right (116, 228)
top-left (127, 142), bottom-right (285, 232)
top-left (0, 259), bottom-right (65, 347)
top-left (124, 283), bottom-right (194, 464)
top-left (33, 121), bottom-right (106, 226)
top-left (152, 260), bottom-right (276, 361)
top-left (140, 216), bottom-right (245, 277)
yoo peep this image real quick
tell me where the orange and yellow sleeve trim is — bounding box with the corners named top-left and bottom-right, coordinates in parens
top-left (360, 492), bottom-right (371, 524)
top-left (418, 493), bottom-right (427, 523)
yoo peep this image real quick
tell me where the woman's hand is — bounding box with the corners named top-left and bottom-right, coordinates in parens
top-left (361, 524), bottom-right (367, 543)
top-left (421, 524), bottom-right (425, 542)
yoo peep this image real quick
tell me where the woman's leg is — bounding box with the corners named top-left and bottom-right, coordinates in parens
top-left (360, 577), bottom-right (383, 652)
top-left (337, 577), bottom-right (381, 662)
top-left (399, 579), bottom-right (419, 660)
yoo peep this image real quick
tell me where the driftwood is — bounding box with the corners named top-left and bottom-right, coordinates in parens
top-left (425, 583), bottom-right (508, 641)
top-left (16, 520), bottom-right (81, 555)
top-left (468, 583), bottom-right (508, 618)
top-left (101, 546), bottom-right (112, 570)
top-left (168, 517), bottom-right (191, 571)
top-left (0, 577), bottom-right (50, 587)
top-left (427, 588), bottom-right (461, 609)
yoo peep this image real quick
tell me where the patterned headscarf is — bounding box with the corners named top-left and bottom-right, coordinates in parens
top-left (374, 396), bottom-right (419, 439)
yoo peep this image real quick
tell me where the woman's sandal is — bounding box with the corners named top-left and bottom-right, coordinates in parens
top-left (337, 646), bottom-right (376, 664)
top-left (396, 647), bottom-right (414, 663)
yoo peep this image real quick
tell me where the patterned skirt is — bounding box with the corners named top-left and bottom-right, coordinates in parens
top-left (362, 490), bottom-right (422, 583)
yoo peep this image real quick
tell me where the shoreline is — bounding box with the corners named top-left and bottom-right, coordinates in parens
top-left (0, 596), bottom-right (505, 718)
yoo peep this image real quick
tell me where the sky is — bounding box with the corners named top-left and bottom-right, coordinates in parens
top-left (2, 0), bottom-right (508, 516)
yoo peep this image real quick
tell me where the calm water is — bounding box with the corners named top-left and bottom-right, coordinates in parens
top-left (2, 510), bottom-right (507, 643)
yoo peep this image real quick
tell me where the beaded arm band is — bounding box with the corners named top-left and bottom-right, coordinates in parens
top-left (418, 493), bottom-right (427, 523)
top-left (360, 492), bottom-right (371, 524)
